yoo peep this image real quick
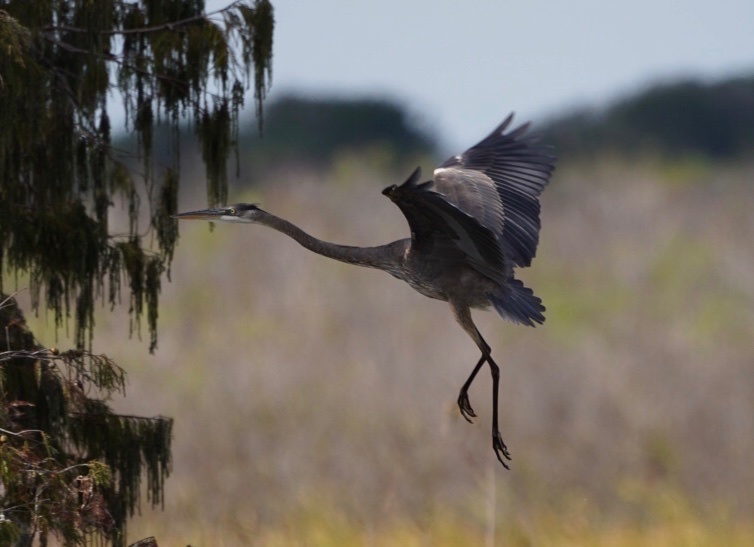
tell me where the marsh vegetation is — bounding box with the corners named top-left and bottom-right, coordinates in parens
top-left (20, 152), bottom-right (753, 544)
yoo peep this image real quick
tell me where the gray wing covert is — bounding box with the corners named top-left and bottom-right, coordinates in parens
top-left (433, 113), bottom-right (556, 268)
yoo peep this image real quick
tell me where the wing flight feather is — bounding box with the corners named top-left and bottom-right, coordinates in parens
top-left (384, 114), bottom-right (555, 283)
top-left (434, 113), bottom-right (556, 267)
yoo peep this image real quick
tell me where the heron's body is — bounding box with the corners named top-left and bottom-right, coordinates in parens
top-left (397, 243), bottom-right (500, 309)
top-left (175, 114), bottom-right (555, 467)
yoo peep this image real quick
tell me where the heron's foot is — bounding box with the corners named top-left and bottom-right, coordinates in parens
top-left (457, 391), bottom-right (477, 423)
top-left (493, 430), bottom-right (512, 469)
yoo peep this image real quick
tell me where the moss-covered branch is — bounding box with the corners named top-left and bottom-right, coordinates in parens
top-left (0, 0), bottom-right (274, 352)
top-left (1, 293), bottom-right (173, 545)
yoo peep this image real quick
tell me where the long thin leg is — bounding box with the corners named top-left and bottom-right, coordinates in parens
top-left (450, 301), bottom-right (513, 468)
top-left (458, 354), bottom-right (485, 423)
top-left (486, 353), bottom-right (512, 467)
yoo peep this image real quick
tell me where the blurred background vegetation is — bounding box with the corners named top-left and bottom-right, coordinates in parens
top-left (125, 72), bottom-right (754, 186)
top-left (541, 75), bottom-right (754, 160)
top-left (18, 71), bottom-right (754, 545)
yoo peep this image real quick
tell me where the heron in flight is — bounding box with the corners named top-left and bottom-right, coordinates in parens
top-left (175, 114), bottom-right (555, 467)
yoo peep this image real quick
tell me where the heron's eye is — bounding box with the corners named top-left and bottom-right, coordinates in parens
top-left (228, 207), bottom-right (236, 215)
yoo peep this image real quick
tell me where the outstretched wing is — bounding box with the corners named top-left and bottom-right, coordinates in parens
top-left (434, 113), bottom-right (556, 268)
top-left (382, 168), bottom-right (507, 282)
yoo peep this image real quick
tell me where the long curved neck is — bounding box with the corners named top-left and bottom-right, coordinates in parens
top-left (256, 210), bottom-right (403, 271)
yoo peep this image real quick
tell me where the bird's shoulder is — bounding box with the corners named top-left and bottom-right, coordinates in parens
top-left (383, 168), bottom-right (508, 282)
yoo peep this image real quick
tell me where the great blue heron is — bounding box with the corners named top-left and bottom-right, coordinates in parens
top-left (175, 114), bottom-right (555, 468)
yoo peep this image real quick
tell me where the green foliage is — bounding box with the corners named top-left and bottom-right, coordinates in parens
top-left (541, 74), bottom-right (754, 160)
top-left (0, 0), bottom-right (274, 352)
top-left (0, 293), bottom-right (172, 545)
top-left (0, 2), bottom-right (273, 544)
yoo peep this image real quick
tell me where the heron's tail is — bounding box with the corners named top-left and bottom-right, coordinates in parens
top-left (488, 278), bottom-right (545, 327)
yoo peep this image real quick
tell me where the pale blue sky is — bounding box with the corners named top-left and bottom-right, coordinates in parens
top-left (213, 0), bottom-right (754, 150)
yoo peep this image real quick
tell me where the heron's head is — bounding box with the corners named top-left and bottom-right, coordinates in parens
top-left (173, 203), bottom-right (263, 224)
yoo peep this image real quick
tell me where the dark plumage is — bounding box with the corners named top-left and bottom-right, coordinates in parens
top-left (175, 114), bottom-right (555, 467)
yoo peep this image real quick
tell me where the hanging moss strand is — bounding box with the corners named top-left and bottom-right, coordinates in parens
top-left (0, 1), bottom-right (274, 353)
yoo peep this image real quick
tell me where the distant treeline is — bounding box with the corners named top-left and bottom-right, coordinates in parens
top-left (115, 74), bottom-right (754, 182)
top-left (249, 75), bottom-right (754, 167)
top-left (540, 74), bottom-right (754, 159)
top-left (239, 95), bottom-right (436, 172)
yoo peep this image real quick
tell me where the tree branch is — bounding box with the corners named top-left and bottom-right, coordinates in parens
top-left (41, 1), bottom-right (244, 36)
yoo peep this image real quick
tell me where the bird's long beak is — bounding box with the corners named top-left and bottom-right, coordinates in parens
top-left (172, 208), bottom-right (227, 220)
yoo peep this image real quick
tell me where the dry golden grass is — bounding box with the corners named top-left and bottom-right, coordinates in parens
top-left (22, 156), bottom-right (754, 545)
